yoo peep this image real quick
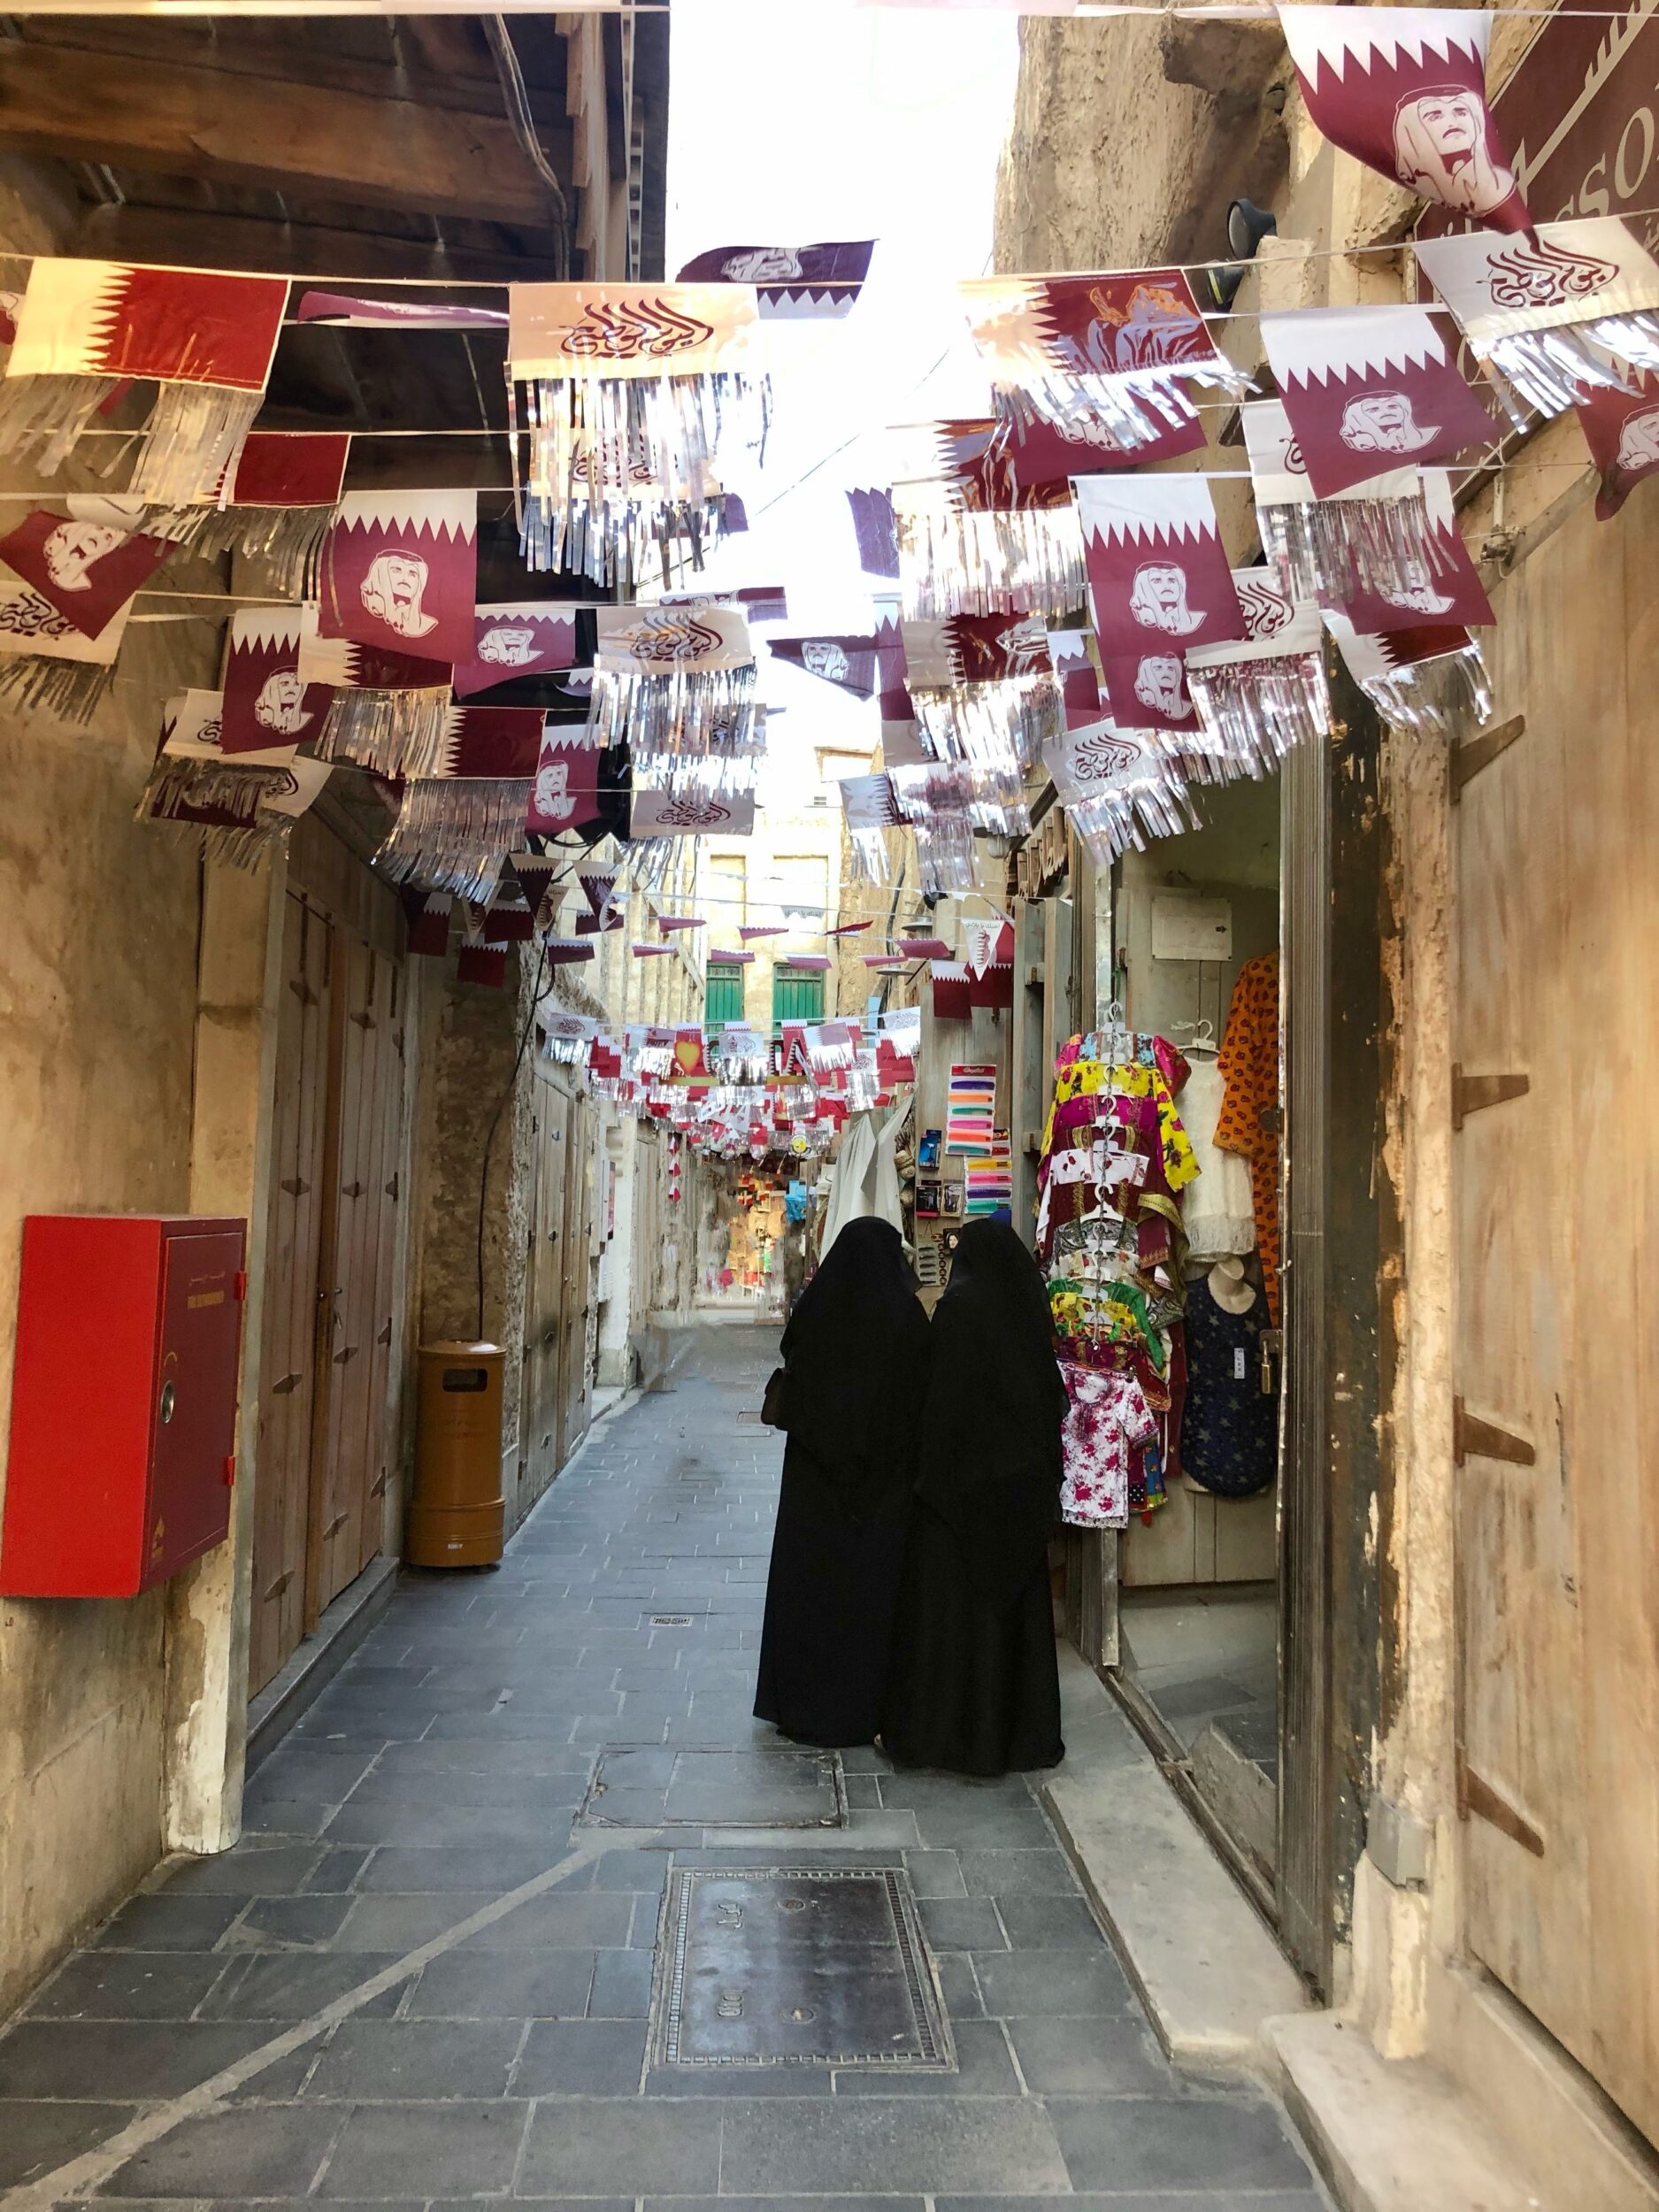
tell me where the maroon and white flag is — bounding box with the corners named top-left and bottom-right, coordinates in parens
top-left (577, 864), bottom-right (619, 917)
top-left (0, 568), bottom-right (134, 668)
top-left (658, 915), bottom-right (706, 933)
top-left (1335, 474), bottom-right (1493, 634)
top-left (0, 509), bottom-right (172, 638)
top-left (526, 729), bottom-right (602, 836)
top-left (1279, 6), bottom-right (1527, 233)
top-left (454, 602), bottom-right (580, 699)
top-left (628, 787), bottom-right (757, 837)
top-left (214, 431), bottom-right (349, 510)
top-left (900, 611), bottom-right (1055, 687)
top-left (1577, 371), bottom-right (1659, 521)
top-left (575, 910), bottom-right (626, 936)
top-left (848, 487), bottom-right (900, 578)
top-left (1048, 627), bottom-right (1104, 726)
top-left (221, 607), bottom-right (333, 757)
top-left (9, 259), bottom-right (288, 391)
top-left (319, 490), bottom-right (479, 665)
top-left (962, 269), bottom-right (1246, 448)
top-left (508, 853), bottom-right (562, 932)
top-left (768, 634), bottom-right (879, 697)
top-left (296, 291), bottom-right (507, 330)
top-left (1325, 610), bottom-right (1492, 739)
top-left (509, 283), bottom-right (759, 380)
top-left (839, 772), bottom-right (904, 829)
top-left (1261, 303), bottom-right (1498, 497)
top-left (1002, 407), bottom-right (1205, 484)
top-left (298, 627), bottom-right (453, 698)
top-left (739, 923), bottom-right (787, 942)
top-left (1075, 474), bottom-right (1245, 658)
top-left (433, 705), bottom-right (545, 780)
top-left (674, 242), bottom-right (874, 320)
top-left (596, 602), bottom-right (753, 672)
top-left (1414, 217), bottom-right (1659, 418)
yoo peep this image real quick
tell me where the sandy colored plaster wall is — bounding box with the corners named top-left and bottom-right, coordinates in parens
top-left (0, 611), bottom-right (223, 2011)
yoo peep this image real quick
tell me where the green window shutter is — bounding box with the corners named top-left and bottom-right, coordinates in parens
top-left (772, 966), bottom-right (826, 1026)
top-left (704, 962), bottom-right (747, 1026)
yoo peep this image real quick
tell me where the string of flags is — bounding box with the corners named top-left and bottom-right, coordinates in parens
top-left (0, 4), bottom-right (1649, 999)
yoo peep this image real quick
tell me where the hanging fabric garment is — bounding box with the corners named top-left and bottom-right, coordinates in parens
top-left (1215, 952), bottom-right (1282, 1324)
top-left (1181, 1271), bottom-right (1277, 1499)
top-left (1178, 1058), bottom-right (1256, 1264)
top-left (754, 1217), bottom-right (932, 1748)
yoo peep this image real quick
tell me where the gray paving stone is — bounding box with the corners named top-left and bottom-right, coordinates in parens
top-left (404, 1949), bottom-right (595, 2021)
top-left (92, 1895), bottom-right (247, 1952)
top-left (301, 2018), bottom-right (523, 2100)
top-left (941, 2197), bottom-right (1325, 2212)
top-left (518, 2099), bottom-right (721, 2194)
top-left (512, 2019), bottom-right (649, 2093)
top-left (832, 2020), bottom-right (1019, 2098)
top-left (198, 1951), bottom-right (405, 2022)
top-left (587, 1948), bottom-right (654, 2018)
top-left (157, 1843), bottom-right (325, 1898)
top-left (994, 1894), bottom-right (1105, 1949)
top-left (319, 2101), bottom-right (529, 2196)
top-left (916, 1897), bottom-right (1007, 1953)
top-left (460, 1893), bottom-right (634, 1950)
top-left (1046, 2093), bottom-right (1316, 2193)
top-left (717, 2095), bottom-right (1071, 2193)
top-left (1004, 2015), bottom-right (1174, 2095)
top-left (228, 1894), bottom-right (356, 1949)
top-left (901, 1849), bottom-right (966, 1898)
top-left (26, 1952), bottom-right (233, 2020)
top-left (956, 1849), bottom-right (1082, 1897)
top-left (970, 1950), bottom-right (1134, 2019)
top-left (354, 1845), bottom-right (572, 1892)
top-left (0, 2020), bottom-right (270, 2101)
top-left (0, 2100), bottom-right (134, 2188)
top-left (331, 1893), bottom-right (495, 1951)
top-left (99, 2104), bottom-right (344, 2197)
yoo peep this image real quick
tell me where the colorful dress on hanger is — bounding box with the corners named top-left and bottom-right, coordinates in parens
top-left (1215, 952), bottom-right (1282, 1324)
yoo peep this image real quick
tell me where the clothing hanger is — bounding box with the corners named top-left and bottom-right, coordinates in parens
top-left (1173, 1018), bottom-right (1218, 1058)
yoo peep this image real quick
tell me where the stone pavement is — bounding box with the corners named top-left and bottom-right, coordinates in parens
top-left (0, 1325), bottom-right (1329, 2212)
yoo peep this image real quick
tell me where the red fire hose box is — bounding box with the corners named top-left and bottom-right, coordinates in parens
top-left (2, 1215), bottom-right (248, 1597)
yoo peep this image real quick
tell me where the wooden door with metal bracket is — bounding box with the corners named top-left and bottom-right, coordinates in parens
top-left (522, 1065), bottom-right (571, 1509)
top-left (1454, 491), bottom-right (1659, 2142)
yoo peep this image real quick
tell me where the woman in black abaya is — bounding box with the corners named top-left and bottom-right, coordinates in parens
top-left (883, 1219), bottom-right (1068, 1776)
top-left (754, 1216), bottom-right (932, 1747)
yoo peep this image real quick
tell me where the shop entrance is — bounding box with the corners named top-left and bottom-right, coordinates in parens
top-left (695, 1159), bottom-right (791, 1316)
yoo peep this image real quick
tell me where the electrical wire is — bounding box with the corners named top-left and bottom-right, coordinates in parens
top-left (485, 15), bottom-right (572, 280)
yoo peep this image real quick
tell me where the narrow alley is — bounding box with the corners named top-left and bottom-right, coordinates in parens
top-left (0, 1328), bottom-right (1324, 2211)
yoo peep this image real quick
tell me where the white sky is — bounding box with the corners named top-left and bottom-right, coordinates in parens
top-left (664, 0), bottom-right (1019, 794)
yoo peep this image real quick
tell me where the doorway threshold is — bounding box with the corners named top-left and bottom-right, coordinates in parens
top-left (246, 1553), bottom-right (399, 1773)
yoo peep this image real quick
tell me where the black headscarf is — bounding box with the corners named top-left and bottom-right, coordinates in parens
top-left (917, 1220), bottom-right (1069, 1609)
top-left (776, 1216), bottom-right (931, 1512)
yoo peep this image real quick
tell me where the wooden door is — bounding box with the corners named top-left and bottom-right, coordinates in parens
top-left (1454, 494), bottom-right (1659, 2143)
top-left (521, 1071), bottom-right (569, 1505)
top-left (557, 1095), bottom-right (595, 1463)
top-left (249, 893), bottom-right (331, 1694)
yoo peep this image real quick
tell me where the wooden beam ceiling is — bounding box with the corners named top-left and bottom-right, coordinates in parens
top-left (0, 39), bottom-right (568, 227)
top-left (73, 203), bottom-right (565, 286)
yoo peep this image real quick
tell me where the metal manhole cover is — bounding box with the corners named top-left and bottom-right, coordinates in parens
top-left (576, 1746), bottom-right (849, 1831)
top-left (650, 1865), bottom-right (954, 2070)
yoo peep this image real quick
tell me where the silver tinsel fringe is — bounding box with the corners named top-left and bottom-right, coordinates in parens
top-left (845, 825), bottom-right (895, 884)
top-left (1259, 493), bottom-right (1447, 607)
top-left (1485, 311), bottom-right (1659, 419)
top-left (194, 505), bottom-right (333, 598)
top-left (0, 373), bottom-right (117, 475)
top-left (515, 372), bottom-right (768, 587)
top-left (318, 687), bottom-right (455, 779)
top-left (126, 386), bottom-right (269, 506)
top-left (588, 664), bottom-right (761, 798)
top-left (911, 817), bottom-right (977, 895)
top-left (887, 758), bottom-right (973, 825)
top-left (896, 503), bottom-right (1087, 621)
top-left (0, 655), bottom-right (117, 725)
top-left (1359, 639), bottom-right (1494, 741)
top-left (137, 760), bottom-right (296, 867)
top-left (911, 676), bottom-right (1062, 776)
top-left (373, 779), bottom-right (533, 902)
top-left (621, 836), bottom-right (674, 892)
top-left (995, 357), bottom-right (1249, 454)
top-left (1185, 649), bottom-right (1332, 780)
top-left (1064, 773), bottom-right (1197, 868)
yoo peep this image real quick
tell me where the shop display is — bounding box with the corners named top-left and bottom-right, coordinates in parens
top-left (1180, 1264), bottom-right (1278, 1500)
top-left (1215, 951), bottom-right (1283, 1326)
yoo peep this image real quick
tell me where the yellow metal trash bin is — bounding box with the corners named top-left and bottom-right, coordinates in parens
top-left (406, 1341), bottom-right (506, 1568)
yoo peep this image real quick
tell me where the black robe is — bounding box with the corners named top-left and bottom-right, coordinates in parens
top-left (883, 1220), bottom-right (1068, 1777)
top-left (754, 1217), bottom-right (932, 1748)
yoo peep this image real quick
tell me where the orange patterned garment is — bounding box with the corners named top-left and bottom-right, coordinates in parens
top-left (1215, 950), bottom-right (1282, 1325)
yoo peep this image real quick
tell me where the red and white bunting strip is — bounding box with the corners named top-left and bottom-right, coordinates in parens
top-left (455, 602), bottom-right (580, 699)
top-left (674, 242), bottom-right (874, 321)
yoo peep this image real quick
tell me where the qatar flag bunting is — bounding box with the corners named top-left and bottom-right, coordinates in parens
top-left (932, 960), bottom-right (972, 1022)
top-left (1183, 570), bottom-right (1332, 780)
top-left (374, 716), bottom-right (538, 902)
top-left (320, 490), bottom-right (478, 667)
top-left (840, 771), bottom-right (904, 884)
top-left (302, 619), bottom-right (455, 779)
top-left (1325, 611), bottom-right (1493, 741)
top-left (0, 509), bottom-right (173, 641)
top-left (489, 906), bottom-right (538, 945)
top-left (848, 486), bottom-right (901, 578)
top-left (1279, 7), bottom-right (1527, 234)
top-left (296, 291), bottom-right (507, 330)
top-left (0, 260), bottom-right (288, 500)
top-left (431, 706), bottom-right (545, 780)
top-left (401, 889), bottom-right (452, 956)
top-left (1048, 626), bottom-right (1103, 727)
top-left (1577, 371), bottom-right (1659, 520)
top-left (674, 241), bottom-right (874, 320)
top-left (457, 945), bottom-right (508, 989)
top-left (575, 909), bottom-right (626, 935)
top-left (628, 787), bottom-right (757, 839)
top-left (768, 634), bottom-right (879, 698)
top-left (591, 605), bottom-right (761, 810)
top-left (902, 611), bottom-right (1060, 833)
top-left (1261, 304), bottom-right (1500, 498)
top-left (711, 947), bottom-right (757, 964)
top-left (964, 916), bottom-right (1015, 978)
top-left (508, 280), bottom-right (764, 587)
top-left (455, 603), bottom-right (580, 699)
top-left (658, 915), bottom-right (706, 932)
top-left (1042, 717), bottom-right (1193, 867)
top-left (892, 467), bottom-right (1085, 623)
top-left (1074, 474), bottom-right (1245, 657)
top-left (578, 863), bottom-right (619, 916)
top-left (632, 941), bottom-right (676, 957)
top-left (1338, 473), bottom-right (1493, 635)
top-left (508, 853), bottom-right (562, 931)
top-left (541, 1011), bottom-right (598, 1065)
top-left (1001, 407), bottom-right (1205, 485)
top-left (1242, 399), bottom-right (1445, 611)
top-left (544, 940), bottom-right (596, 965)
top-left (829, 920), bottom-right (872, 937)
top-left (962, 269), bottom-right (1248, 452)
top-left (739, 923), bottom-right (787, 942)
top-left (526, 729), bottom-right (602, 837)
top-left (787, 954), bottom-right (833, 973)
top-left (222, 607), bottom-right (333, 757)
top-left (142, 687), bottom-right (330, 866)
top-left (1414, 217), bottom-right (1659, 419)
top-left (191, 431), bottom-right (352, 588)
top-left (0, 566), bottom-right (134, 723)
